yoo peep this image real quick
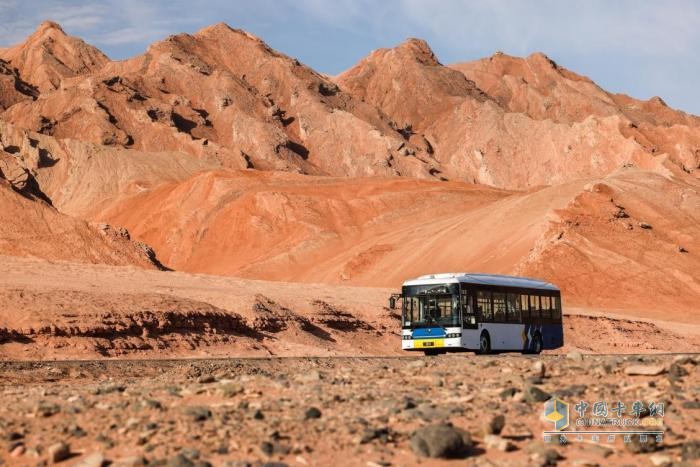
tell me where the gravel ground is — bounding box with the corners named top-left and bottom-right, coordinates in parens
top-left (0, 354), bottom-right (698, 466)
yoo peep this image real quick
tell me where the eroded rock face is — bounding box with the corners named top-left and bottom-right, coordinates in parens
top-left (0, 22), bottom-right (697, 322)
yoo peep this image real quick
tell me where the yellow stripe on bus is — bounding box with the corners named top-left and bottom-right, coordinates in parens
top-left (414, 339), bottom-right (445, 349)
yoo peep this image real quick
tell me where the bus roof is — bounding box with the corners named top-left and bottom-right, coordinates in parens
top-left (402, 273), bottom-right (559, 291)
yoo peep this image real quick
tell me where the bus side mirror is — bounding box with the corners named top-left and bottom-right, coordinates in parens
top-left (388, 297), bottom-right (396, 309)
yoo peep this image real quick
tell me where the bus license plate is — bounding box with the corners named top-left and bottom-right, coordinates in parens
top-left (416, 339), bottom-right (444, 348)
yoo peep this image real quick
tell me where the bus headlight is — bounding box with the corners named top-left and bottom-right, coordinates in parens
top-left (403, 335), bottom-right (412, 340)
top-left (446, 333), bottom-right (462, 338)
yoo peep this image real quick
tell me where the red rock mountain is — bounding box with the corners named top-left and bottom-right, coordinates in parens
top-left (0, 23), bottom-right (698, 319)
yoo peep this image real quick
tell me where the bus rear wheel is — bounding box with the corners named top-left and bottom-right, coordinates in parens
top-left (532, 333), bottom-right (543, 354)
top-left (478, 332), bottom-right (491, 355)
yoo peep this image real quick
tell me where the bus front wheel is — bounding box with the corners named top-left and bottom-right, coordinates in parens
top-left (478, 332), bottom-right (491, 355)
top-left (532, 333), bottom-right (543, 354)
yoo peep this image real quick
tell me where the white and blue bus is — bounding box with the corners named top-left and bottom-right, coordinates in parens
top-left (390, 273), bottom-right (564, 355)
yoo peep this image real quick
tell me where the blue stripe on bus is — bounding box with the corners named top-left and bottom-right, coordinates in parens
top-left (412, 327), bottom-right (446, 339)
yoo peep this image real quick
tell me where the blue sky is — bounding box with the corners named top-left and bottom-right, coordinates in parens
top-left (1, 0), bottom-right (699, 115)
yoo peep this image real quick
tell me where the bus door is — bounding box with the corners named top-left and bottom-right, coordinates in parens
top-left (461, 286), bottom-right (477, 329)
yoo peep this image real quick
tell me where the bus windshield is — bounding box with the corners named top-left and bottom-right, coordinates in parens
top-left (402, 284), bottom-right (460, 328)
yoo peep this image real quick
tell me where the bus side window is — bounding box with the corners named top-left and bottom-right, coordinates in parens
top-left (507, 293), bottom-right (521, 322)
top-left (493, 293), bottom-right (506, 323)
top-left (520, 294), bottom-right (529, 323)
top-left (477, 290), bottom-right (492, 322)
top-left (541, 296), bottom-right (551, 319)
top-left (551, 296), bottom-right (561, 322)
top-left (529, 295), bottom-right (540, 320)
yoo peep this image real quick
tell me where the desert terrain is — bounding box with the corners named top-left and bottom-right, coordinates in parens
top-left (0, 18), bottom-right (699, 465)
top-left (1, 355), bottom-right (699, 466)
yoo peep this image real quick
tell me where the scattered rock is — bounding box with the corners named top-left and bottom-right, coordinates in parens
top-left (668, 363), bottom-right (689, 379)
top-left (73, 452), bottom-right (107, 467)
top-left (48, 441), bottom-right (70, 463)
top-left (523, 385), bottom-right (552, 403)
top-left (678, 246), bottom-right (688, 253)
top-left (410, 423), bottom-right (471, 458)
top-left (111, 456), bottom-right (147, 467)
top-left (37, 402), bottom-right (61, 417)
top-left (624, 365), bottom-right (666, 376)
top-left (682, 440), bottom-right (700, 460)
top-left (485, 414), bottom-right (505, 435)
top-left (649, 454), bottom-right (673, 466)
top-left (499, 387), bottom-right (517, 400)
top-left (527, 443), bottom-right (562, 466)
top-left (566, 350), bottom-right (583, 362)
top-left (483, 434), bottom-right (512, 452)
top-left (359, 427), bottom-right (390, 444)
top-left (639, 222), bottom-right (653, 229)
top-left (553, 384), bottom-right (587, 397)
top-left (304, 407), bottom-right (322, 420)
top-left (532, 360), bottom-right (546, 378)
top-left (10, 444), bottom-right (25, 457)
top-left (625, 434), bottom-right (661, 453)
top-left (166, 454), bottom-right (195, 467)
top-left (183, 406), bottom-right (212, 422)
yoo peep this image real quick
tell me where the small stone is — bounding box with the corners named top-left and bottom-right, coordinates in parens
top-left (682, 440), bottom-right (700, 460)
top-left (48, 442), bottom-right (71, 463)
top-left (625, 433), bottom-right (661, 453)
top-left (183, 406), bottom-right (212, 422)
top-left (528, 444), bottom-right (562, 466)
top-left (649, 454), bottom-right (673, 467)
top-left (639, 222), bottom-right (652, 229)
top-left (524, 385), bottom-right (552, 403)
top-left (532, 360), bottom-right (546, 378)
top-left (553, 384), bottom-right (588, 397)
top-left (673, 355), bottom-right (695, 365)
top-left (252, 409), bottom-right (265, 420)
top-left (668, 363), bottom-right (689, 378)
top-left (499, 388), bottom-right (517, 400)
top-left (10, 444), bottom-right (25, 457)
top-left (566, 350), bottom-right (583, 362)
top-left (571, 461), bottom-right (599, 467)
top-left (681, 401), bottom-right (700, 409)
top-left (410, 423), bottom-right (471, 458)
top-left (68, 424), bottom-right (87, 438)
top-left (678, 246), bottom-right (688, 253)
top-left (73, 452), bottom-right (107, 467)
top-left (219, 383), bottom-right (243, 398)
top-left (485, 414), bottom-right (505, 435)
top-left (37, 402), bottom-right (61, 417)
top-left (526, 376), bottom-right (544, 385)
top-left (359, 427), bottom-right (389, 444)
top-left (624, 365), bottom-right (666, 376)
top-left (111, 456), bottom-right (146, 467)
top-left (260, 441), bottom-right (274, 456)
top-left (166, 454), bottom-right (194, 467)
top-left (197, 375), bottom-right (216, 384)
top-left (304, 407), bottom-right (322, 420)
top-left (483, 434), bottom-right (512, 452)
